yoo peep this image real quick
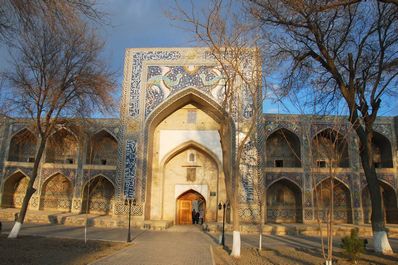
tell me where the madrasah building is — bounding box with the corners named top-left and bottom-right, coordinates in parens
top-left (0, 48), bottom-right (397, 229)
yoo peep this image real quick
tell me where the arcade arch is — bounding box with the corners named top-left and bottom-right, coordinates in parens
top-left (266, 178), bottom-right (303, 223)
top-left (86, 130), bottom-right (118, 165)
top-left (1, 171), bottom-right (29, 208)
top-left (362, 182), bottom-right (398, 224)
top-left (372, 132), bottom-right (393, 168)
top-left (315, 178), bottom-right (352, 223)
top-left (46, 129), bottom-right (78, 164)
top-left (8, 129), bottom-right (36, 162)
top-left (82, 175), bottom-right (115, 215)
top-left (39, 173), bottom-right (72, 211)
top-left (266, 128), bottom-right (301, 167)
top-left (312, 129), bottom-right (349, 168)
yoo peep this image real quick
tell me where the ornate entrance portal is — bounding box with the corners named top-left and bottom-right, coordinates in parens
top-left (176, 190), bottom-right (205, 225)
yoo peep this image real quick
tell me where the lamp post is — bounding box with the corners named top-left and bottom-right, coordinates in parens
top-left (125, 198), bottom-right (136, 243)
top-left (218, 201), bottom-right (229, 246)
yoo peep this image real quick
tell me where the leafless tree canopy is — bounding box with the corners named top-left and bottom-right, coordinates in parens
top-left (249, 0), bottom-right (398, 117)
top-left (4, 21), bottom-right (115, 138)
top-left (0, 0), bottom-right (101, 40)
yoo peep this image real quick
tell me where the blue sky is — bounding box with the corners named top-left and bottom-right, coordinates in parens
top-left (96, 0), bottom-right (398, 116)
top-left (1, 0), bottom-right (397, 116)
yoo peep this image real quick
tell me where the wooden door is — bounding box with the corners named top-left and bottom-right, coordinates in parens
top-left (178, 200), bottom-right (192, 224)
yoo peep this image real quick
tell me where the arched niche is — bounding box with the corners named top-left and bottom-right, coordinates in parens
top-left (86, 130), bottom-right (118, 165)
top-left (267, 178), bottom-right (303, 223)
top-left (39, 173), bottom-right (72, 211)
top-left (1, 171), bottom-right (29, 208)
top-left (162, 142), bottom-right (221, 223)
top-left (8, 129), bottom-right (36, 162)
top-left (176, 189), bottom-right (206, 224)
top-left (315, 178), bottom-right (352, 223)
top-left (266, 128), bottom-right (301, 167)
top-left (312, 128), bottom-right (349, 168)
top-left (46, 129), bottom-right (78, 164)
top-left (82, 176), bottom-right (115, 215)
top-left (372, 132), bottom-right (393, 168)
top-left (144, 89), bottom-right (234, 221)
top-left (362, 182), bottom-right (398, 224)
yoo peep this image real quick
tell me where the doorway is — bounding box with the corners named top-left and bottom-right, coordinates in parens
top-left (176, 189), bottom-right (205, 225)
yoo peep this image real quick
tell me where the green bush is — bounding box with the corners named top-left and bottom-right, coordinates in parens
top-left (341, 228), bottom-right (365, 264)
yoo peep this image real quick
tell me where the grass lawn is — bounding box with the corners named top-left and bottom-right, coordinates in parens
top-left (0, 234), bottom-right (129, 265)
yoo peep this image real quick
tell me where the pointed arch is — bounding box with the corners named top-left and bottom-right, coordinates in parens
top-left (362, 181), bottom-right (398, 224)
top-left (46, 128), bottom-right (79, 164)
top-left (8, 128), bottom-right (37, 162)
top-left (372, 131), bottom-right (393, 168)
top-left (315, 177), bottom-right (352, 223)
top-left (82, 175), bottom-right (115, 215)
top-left (160, 140), bottom-right (221, 169)
top-left (1, 171), bottom-right (30, 208)
top-left (143, 88), bottom-right (235, 220)
top-left (267, 178), bottom-right (303, 223)
top-left (265, 128), bottom-right (301, 167)
top-left (312, 128), bottom-right (350, 168)
top-left (39, 173), bottom-right (72, 211)
top-left (176, 189), bottom-right (206, 225)
top-left (87, 129), bottom-right (118, 165)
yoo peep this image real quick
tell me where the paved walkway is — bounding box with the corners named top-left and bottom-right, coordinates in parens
top-left (3, 221), bottom-right (398, 264)
top-left (93, 226), bottom-right (214, 265)
top-left (1, 222), bottom-right (215, 265)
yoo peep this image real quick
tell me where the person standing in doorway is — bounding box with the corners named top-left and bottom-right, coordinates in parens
top-left (192, 209), bottom-right (196, 224)
top-left (195, 211), bottom-right (200, 224)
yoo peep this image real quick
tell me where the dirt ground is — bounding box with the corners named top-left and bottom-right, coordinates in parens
top-left (213, 245), bottom-right (398, 265)
top-left (0, 234), bottom-right (128, 265)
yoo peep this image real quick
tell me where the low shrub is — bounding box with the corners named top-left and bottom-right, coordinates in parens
top-left (341, 228), bottom-right (365, 264)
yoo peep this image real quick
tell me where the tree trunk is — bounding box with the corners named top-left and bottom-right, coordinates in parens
top-left (8, 138), bottom-right (46, 238)
top-left (231, 164), bottom-right (241, 257)
top-left (357, 129), bottom-right (393, 254)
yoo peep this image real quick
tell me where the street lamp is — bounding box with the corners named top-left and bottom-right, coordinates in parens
top-left (218, 201), bottom-right (229, 246)
top-left (125, 198), bottom-right (136, 242)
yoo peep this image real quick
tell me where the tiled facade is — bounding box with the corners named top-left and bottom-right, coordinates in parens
top-left (0, 48), bottom-right (397, 226)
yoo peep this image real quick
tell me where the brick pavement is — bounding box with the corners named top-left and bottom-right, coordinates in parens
top-left (92, 225), bottom-right (215, 265)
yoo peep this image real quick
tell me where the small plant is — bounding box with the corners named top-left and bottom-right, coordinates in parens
top-left (341, 228), bottom-right (365, 264)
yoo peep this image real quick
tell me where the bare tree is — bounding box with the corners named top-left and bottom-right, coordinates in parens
top-left (3, 19), bottom-right (115, 238)
top-left (170, 0), bottom-right (264, 257)
top-left (0, 0), bottom-right (102, 40)
top-left (248, 0), bottom-right (398, 253)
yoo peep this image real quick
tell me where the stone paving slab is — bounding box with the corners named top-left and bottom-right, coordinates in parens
top-left (92, 227), bottom-right (215, 265)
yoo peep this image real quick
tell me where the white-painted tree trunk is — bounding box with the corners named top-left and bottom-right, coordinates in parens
top-left (373, 231), bottom-right (393, 254)
top-left (325, 260), bottom-right (332, 265)
top-left (8, 222), bottom-right (22, 238)
top-left (259, 233), bottom-right (262, 251)
top-left (231, 231), bottom-right (241, 257)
